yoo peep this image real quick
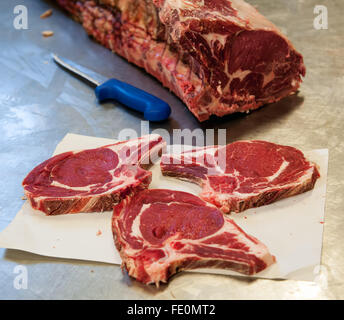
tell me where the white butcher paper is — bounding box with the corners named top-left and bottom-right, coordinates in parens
top-left (0, 133), bottom-right (328, 282)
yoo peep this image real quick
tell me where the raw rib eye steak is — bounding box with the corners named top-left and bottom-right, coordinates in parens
top-left (161, 141), bottom-right (320, 213)
top-left (55, 0), bottom-right (305, 121)
top-left (23, 134), bottom-right (165, 215)
top-left (112, 189), bottom-right (275, 285)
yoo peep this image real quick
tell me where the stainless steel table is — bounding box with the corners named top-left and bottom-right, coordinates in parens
top-left (0, 0), bottom-right (343, 299)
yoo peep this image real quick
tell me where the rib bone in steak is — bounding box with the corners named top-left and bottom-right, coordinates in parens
top-left (55, 0), bottom-right (305, 121)
top-left (112, 189), bottom-right (275, 285)
top-left (23, 134), bottom-right (165, 215)
top-left (161, 141), bottom-right (320, 213)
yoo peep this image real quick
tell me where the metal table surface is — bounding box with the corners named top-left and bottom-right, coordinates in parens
top-left (0, 0), bottom-right (343, 300)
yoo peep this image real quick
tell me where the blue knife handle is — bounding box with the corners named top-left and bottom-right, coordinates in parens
top-left (95, 79), bottom-right (171, 122)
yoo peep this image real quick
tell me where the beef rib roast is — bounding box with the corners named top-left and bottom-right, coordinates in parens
top-left (55, 0), bottom-right (306, 121)
top-left (161, 140), bottom-right (320, 213)
top-left (23, 134), bottom-right (165, 215)
top-left (112, 189), bottom-right (276, 285)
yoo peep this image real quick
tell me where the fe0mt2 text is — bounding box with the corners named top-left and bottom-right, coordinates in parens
top-left (127, 304), bottom-right (216, 317)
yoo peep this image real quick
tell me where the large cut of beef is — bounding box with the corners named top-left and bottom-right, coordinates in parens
top-left (161, 140), bottom-right (320, 213)
top-left (23, 134), bottom-right (165, 215)
top-left (56, 0), bottom-right (305, 121)
top-left (112, 189), bottom-right (275, 285)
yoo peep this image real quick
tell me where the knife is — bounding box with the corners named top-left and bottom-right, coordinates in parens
top-left (52, 54), bottom-right (171, 122)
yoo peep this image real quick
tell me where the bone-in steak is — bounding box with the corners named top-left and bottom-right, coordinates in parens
top-left (161, 141), bottom-right (320, 213)
top-left (23, 134), bottom-right (165, 215)
top-left (55, 0), bottom-right (305, 121)
top-left (112, 189), bottom-right (275, 285)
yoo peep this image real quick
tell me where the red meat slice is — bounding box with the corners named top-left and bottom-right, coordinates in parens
top-left (23, 134), bottom-right (165, 215)
top-left (161, 140), bottom-right (320, 213)
top-left (112, 189), bottom-right (275, 285)
top-left (55, 0), bottom-right (306, 121)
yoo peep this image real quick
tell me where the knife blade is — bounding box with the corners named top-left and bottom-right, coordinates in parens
top-left (52, 54), bottom-right (171, 122)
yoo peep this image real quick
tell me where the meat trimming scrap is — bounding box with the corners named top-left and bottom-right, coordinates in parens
top-left (161, 140), bottom-right (320, 213)
top-left (55, 0), bottom-right (306, 121)
top-left (23, 134), bottom-right (165, 215)
top-left (112, 189), bottom-right (276, 285)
